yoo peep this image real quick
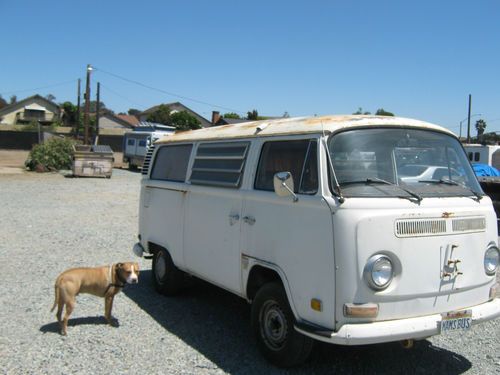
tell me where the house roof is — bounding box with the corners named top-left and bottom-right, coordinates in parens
top-left (116, 114), bottom-right (140, 126)
top-left (156, 115), bottom-right (453, 144)
top-left (100, 112), bottom-right (136, 128)
top-left (140, 101), bottom-right (211, 127)
top-left (0, 94), bottom-right (61, 117)
top-left (216, 117), bottom-right (249, 125)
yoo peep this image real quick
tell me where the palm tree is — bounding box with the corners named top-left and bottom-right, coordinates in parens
top-left (475, 119), bottom-right (487, 140)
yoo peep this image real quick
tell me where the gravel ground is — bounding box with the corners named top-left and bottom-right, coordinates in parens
top-left (0, 169), bottom-right (499, 375)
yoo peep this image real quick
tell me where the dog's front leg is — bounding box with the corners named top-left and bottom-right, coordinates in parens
top-left (104, 295), bottom-right (118, 326)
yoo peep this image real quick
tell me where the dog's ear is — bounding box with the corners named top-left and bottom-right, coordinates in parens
top-left (116, 262), bottom-right (124, 270)
top-left (134, 262), bottom-right (140, 272)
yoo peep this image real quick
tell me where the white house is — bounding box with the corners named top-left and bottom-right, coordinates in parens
top-left (0, 95), bottom-right (61, 126)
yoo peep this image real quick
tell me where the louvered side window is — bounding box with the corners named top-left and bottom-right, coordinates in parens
top-left (190, 142), bottom-right (249, 188)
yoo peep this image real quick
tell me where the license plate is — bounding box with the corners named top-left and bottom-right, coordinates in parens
top-left (440, 309), bottom-right (472, 333)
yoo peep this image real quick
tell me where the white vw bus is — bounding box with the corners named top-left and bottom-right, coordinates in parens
top-left (133, 115), bottom-right (500, 367)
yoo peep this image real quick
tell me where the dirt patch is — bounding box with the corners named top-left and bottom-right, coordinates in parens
top-left (0, 150), bottom-right (29, 168)
top-left (0, 149), bottom-right (124, 169)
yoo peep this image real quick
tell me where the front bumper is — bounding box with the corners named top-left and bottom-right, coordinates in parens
top-left (295, 297), bottom-right (500, 345)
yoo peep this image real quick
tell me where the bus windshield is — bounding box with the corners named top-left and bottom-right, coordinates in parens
top-left (328, 128), bottom-right (483, 199)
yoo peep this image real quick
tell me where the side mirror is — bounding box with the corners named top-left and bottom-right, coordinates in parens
top-left (273, 172), bottom-right (298, 202)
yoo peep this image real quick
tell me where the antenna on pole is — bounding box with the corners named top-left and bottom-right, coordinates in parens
top-left (95, 82), bottom-right (100, 145)
top-left (466, 94), bottom-right (472, 144)
top-left (83, 64), bottom-right (93, 145)
top-left (76, 79), bottom-right (81, 138)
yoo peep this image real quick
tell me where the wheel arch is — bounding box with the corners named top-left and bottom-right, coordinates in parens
top-left (148, 241), bottom-right (167, 256)
top-left (245, 263), bottom-right (300, 321)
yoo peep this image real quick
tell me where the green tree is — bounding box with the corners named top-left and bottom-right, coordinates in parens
top-left (128, 108), bottom-right (141, 116)
top-left (61, 101), bottom-right (79, 126)
top-left (170, 111), bottom-right (201, 131)
top-left (10, 95), bottom-right (17, 105)
top-left (247, 109), bottom-right (259, 120)
top-left (0, 95), bottom-right (7, 109)
top-left (147, 104), bottom-right (171, 125)
top-left (45, 94), bottom-right (56, 102)
top-left (479, 132), bottom-right (500, 145)
top-left (353, 107), bottom-right (371, 115)
top-left (375, 108), bottom-right (394, 116)
top-left (88, 100), bottom-right (109, 114)
top-left (475, 119), bottom-right (487, 139)
top-left (223, 112), bottom-right (241, 119)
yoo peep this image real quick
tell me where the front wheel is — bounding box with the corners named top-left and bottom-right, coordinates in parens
top-left (251, 282), bottom-right (313, 367)
top-left (152, 248), bottom-right (184, 295)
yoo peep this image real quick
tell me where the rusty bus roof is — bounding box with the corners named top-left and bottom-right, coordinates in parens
top-left (155, 115), bottom-right (454, 144)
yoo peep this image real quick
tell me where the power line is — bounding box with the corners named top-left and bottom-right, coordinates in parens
top-left (100, 83), bottom-right (147, 109)
top-left (0, 79), bottom-right (77, 96)
top-left (92, 66), bottom-right (246, 115)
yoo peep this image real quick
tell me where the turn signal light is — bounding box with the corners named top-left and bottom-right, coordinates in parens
top-left (310, 299), bottom-right (323, 311)
top-left (344, 303), bottom-right (379, 318)
top-left (490, 283), bottom-right (498, 300)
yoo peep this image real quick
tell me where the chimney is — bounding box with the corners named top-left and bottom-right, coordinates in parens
top-left (211, 111), bottom-right (221, 126)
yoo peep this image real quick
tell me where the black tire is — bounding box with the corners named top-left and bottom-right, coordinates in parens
top-left (152, 248), bottom-right (184, 295)
top-left (251, 282), bottom-right (314, 367)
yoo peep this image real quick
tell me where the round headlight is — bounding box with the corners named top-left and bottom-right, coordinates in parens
top-left (484, 246), bottom-right (499, 275)
top-left (364, 254), bottom-right (394, 290)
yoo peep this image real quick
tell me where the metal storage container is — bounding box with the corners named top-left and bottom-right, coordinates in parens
top-left (72, 145), bottom-right (114, 178)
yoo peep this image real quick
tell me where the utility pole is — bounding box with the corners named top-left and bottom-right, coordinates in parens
top-left (466, 94), bottom-right (472, 144)
top-left (76, 78), bottom-right (81, 138)
top-left (83, 64), bottom-right (92, 145)
top-left (95, 82), bottom-right (100, 145)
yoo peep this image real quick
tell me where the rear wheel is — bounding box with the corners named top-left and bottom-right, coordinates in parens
top-left (251, 282), bottom-right (313, 367)
top-left (152, 248), bottom-right (184, 295)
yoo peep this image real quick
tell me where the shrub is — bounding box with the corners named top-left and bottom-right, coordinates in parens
top-left (25, 137), bottom-right (76, 172)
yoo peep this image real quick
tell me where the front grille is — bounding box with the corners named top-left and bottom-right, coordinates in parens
top-left (452, 217), bottom-right (486, 233)
top-left (395, 219), bottom-right (447, 237)
top-left (395, 216), bottom-right (486, 237)
top-left (141, 145), bottom-right (155, 176)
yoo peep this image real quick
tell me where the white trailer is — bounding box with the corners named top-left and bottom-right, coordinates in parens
top-left (123, 124), bottom-right (174, 170)
top-left (464, 144), bottom-right (500, 169)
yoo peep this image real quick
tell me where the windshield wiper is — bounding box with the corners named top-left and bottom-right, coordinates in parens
top-left (418, 178), bottom-right (483, 201)
top-left (341, 177), bottom-right (423, 203)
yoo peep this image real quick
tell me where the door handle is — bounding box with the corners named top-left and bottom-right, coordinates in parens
top-left (229, 213), bottom-right (240, 226)
top-left (243, 216), bottom-right (256, 225)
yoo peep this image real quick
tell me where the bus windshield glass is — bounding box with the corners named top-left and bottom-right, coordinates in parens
top-left (328, 128), bottom-right (482, 199)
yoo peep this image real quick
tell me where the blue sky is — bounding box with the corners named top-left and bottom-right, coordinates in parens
top-left (1, 0), bottom-right (499, 134)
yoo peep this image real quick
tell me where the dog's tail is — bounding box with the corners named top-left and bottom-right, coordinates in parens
top-left (51, 284), bottom-right (59, 312)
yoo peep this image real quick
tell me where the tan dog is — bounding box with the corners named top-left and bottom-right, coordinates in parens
top-left (51, 262), bottom-right (139, 335)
